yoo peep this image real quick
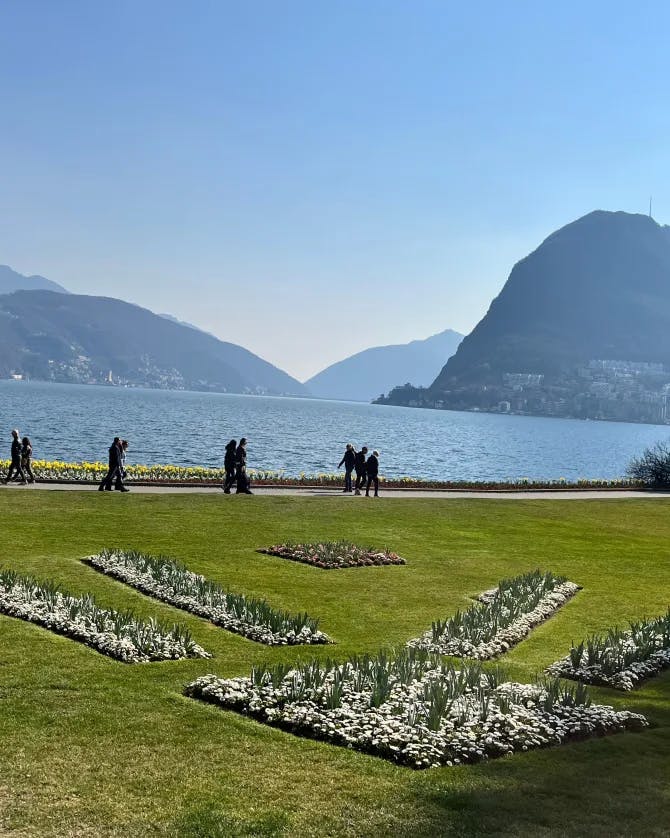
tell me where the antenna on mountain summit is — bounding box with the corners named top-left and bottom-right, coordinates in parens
top-left (649, 196), bottom-right (653, 218)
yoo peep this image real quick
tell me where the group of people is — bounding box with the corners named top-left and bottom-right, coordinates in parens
top-left (98, 437), bottom-right (130, 492)
top-left (337, 444), bottom-right (380, 496)
top-left (1, 429), bottom-right (35, 485)
top-left (223, 437), bottom-right (252, 494)
top-left (2, 428), bottom-right (382, 497)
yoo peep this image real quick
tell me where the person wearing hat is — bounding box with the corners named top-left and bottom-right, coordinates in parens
top-left (2, 429), bottom-right (25, 484)
top-left (365, 450), bottom-right (380, 497)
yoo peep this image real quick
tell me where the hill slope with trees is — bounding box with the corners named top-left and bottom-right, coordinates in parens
top-left (0, 290), bottom-right (306, 395)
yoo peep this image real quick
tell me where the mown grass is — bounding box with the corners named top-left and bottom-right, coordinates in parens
top-left (0, 490), bottom-right (669, 837)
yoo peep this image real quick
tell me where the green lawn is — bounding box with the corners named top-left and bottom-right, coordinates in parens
top-left (1, 491), bottom-right (669, 837)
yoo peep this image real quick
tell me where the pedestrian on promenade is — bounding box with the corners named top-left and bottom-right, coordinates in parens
top-left (2, 429), bottom-right (25, 484)
top-left (223, 439), bottom-right (237, 493)
top-left (354, 446), bottom-right (368, 495)
top-left (21, 436), bottom-right (36, 483)
top-left (365, 450), bottom-right (380, 497)
top-left (338, 443), bottom-right (356, 493)
top-left (98, 437), bottom-right (128, 492)
top-left (235, 437), bottom-right (253, 494)
top-left (114, 440), bottom-right (130, 491)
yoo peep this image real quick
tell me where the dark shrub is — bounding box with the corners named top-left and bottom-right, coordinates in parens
top-left (626, 441), bottom-right (670, 487)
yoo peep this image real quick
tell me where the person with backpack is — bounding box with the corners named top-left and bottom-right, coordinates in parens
top-left (365, 450), bottom-right (380, 497)
top-left (354, 446), bottom-right (368, 495)
top-left (337, 443), bottom-right (356, 493)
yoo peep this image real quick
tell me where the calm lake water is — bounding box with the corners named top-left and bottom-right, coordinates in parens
top-left (0, 380), bottom-right (668, 481)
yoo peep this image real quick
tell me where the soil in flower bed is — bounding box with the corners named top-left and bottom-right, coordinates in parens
top-left (86, 549), bottom-right (331, 646)
top-left (547, 609), bottom-right (670, 690)
top-left (257, 540), bottom-right (406, 570)
top-left (0, 567), bottom-right (209, 662)
top-left (408, 569), bottom-right (581, 659)
top-left (185, 648), bottom-right (647, 770)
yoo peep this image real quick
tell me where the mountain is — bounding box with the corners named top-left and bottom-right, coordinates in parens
top-left (0, 264), bottom-right (68, 295)
top-left (379, 211), bottom-right (670, 423)
top-left (159, 312), bottom-right (215, 337)
top-left (0, 290), bottom-right (306, 395)
top-left (305, 329), bottom-right (463, 402)
top-left (433, 211), bottom-right (670, 386)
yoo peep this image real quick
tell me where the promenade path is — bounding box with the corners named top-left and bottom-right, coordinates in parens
top-left (3, 483), bottom-right (670, 500)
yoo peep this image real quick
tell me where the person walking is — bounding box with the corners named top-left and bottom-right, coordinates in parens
top-left (365, 450), bottom-right (380, 497)
top-left (235, 437), bottom-right (253, 494)
top-left (114, 440), bottom-right (130, 491)
top-left (354, 446), bottom-right (368, 495)
top-left (223, 439), bottom-right (237, 493)
top-left (2, 429), bottom-right (25, 484)
top-left (338, 443), bottom-right (356, 493)
top-left (98, 437), bottom-right (127, 491)
top-left (21, 436), bottom-right (36, 483)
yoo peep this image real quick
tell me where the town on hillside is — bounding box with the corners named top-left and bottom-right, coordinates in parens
top-left (379, 359), bottom-right (670, 425)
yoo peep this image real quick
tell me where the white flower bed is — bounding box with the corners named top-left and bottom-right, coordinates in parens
top-left (547, 611), bottom-right (670, 690)
top-left (0, 567), bottom-right (209, 662)
top-left (185, 651), bottom-right (646, 769)
top-left (87, 549), bottom-right (331, 646)
top-left (408, 570), bottom-right (580, 659)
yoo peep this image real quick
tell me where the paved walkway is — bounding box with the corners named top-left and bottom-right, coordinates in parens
top-left (2, 482), bottom-right (670, 500)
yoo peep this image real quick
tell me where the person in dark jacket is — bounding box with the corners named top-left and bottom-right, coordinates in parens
top-left (21, 436), bottom-right (36, 483)
top-left (2, 429), bottom-right (25, 484)
top-left (235, 437), bottom-right (252, 494)
top-left (338, 443), bottom-right (356, 492)
top-left (354, 446), bottom-right (368, 495)
top-left (223, 439), bottom-right (237, 493)
top-left (114, 439), bottom-right (129, 491)
top-left (365, 450), bottom-right (380, 497)
top-left (98, 437), bottom-right (128, 491)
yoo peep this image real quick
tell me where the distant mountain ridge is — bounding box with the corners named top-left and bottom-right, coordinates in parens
top-left (432, 211), bottom-right (670, 388)
top-left (379, 210), bottom-right (670, 423)
top-left (306, 329), bottom-right (463, 402)
top-left (0, 290), bottom-right (306, 395)
top-left (0, 264), bottom-right (68, 295)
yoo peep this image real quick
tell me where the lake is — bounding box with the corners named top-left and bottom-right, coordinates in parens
top-left (0, 380), bottom-right (667, 481)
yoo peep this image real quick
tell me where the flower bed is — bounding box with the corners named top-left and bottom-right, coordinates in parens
top-left (0, 458), bottom-right (643, 491)
top-left (408, 570), bottom-right (580, 659)
top-left (547, 610), bottom-right (670, 690)
top-left (87, 549), bottom-right (331, 646)
top-left (0, 567), bottom-right (209, 662)
top-left (185, 648), bottom-right (646, 769)
top-left (257, 541), bottom-right (406, 570)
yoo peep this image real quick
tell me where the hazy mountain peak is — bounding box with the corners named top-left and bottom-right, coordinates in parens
top-left (0, 264), bottom-right (69, 295)
top-left (430, 208), bottom-right (670, 390)
top-left (306, 328), bottom-right (463, 402)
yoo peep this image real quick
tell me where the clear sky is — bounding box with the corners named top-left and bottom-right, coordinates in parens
top-left (1, 1), bottom-right (669, 380)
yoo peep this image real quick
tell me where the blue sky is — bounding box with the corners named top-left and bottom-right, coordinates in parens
top-left (2, 1), bottom-right (669, 379)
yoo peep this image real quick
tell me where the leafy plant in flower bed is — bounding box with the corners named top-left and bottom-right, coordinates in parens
top-left (86, 549), bottom-right (331, 646)
top-left (408, 569), bottom-right (580, 659)
top-left (257, 540), bottom-right (406, 569)
top-left (0, 567), bottom-right (209, 662)
top-left (547, 609), bottom-right (670, 690)
top-left (185, 645), bottom-right (646, 769)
